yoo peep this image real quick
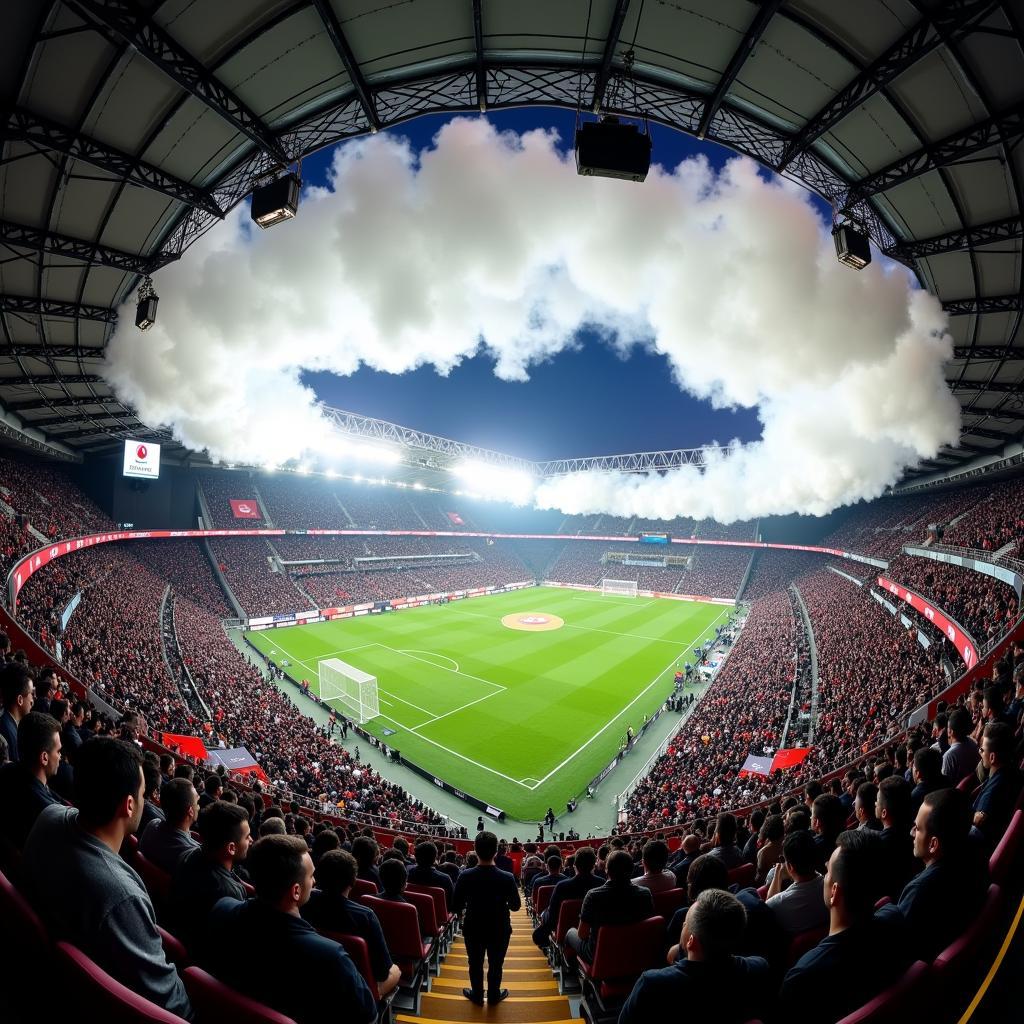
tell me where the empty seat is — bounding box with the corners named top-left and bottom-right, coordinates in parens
top-left (836, 960), bottom-right (928, 1024)
top-left (403, 888), bottom-right (443, 973)
top-left (728, 863), bottom-right (756, 890)
top-left (551, 897), bottom-right (584, 993)
top-left (362, 895), bottom-right (431, 1014)
top-left (182, 966), bottom-right (298, 1024)
top-left (134, 852), bottom-right (172, 918)
top-left (55, 941), bottom-right (190, 1024)
top-left (406, 882), bottom-right (455, 949)
top-left (533, 881), bottom-right (556, 921)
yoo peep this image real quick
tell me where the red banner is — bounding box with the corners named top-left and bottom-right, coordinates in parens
top-left (159, 733), bottom-right (209, 761)
top-left (877, 575), bottom-right (978, 669)
top-left (770, 747), bottom-right (812, 772)
top-left (446, 511), bottom-right (464, 526)
top-left (230, 499), bottom-right (261, 519)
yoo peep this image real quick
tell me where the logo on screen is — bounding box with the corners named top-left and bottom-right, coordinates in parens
top-left (136, 444), bottom-right (148, 460)
top-left (238, 503), bottom-right (252, 514)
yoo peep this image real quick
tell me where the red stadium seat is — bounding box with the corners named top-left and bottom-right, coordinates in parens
top-left (362, 895), bottom-right (431, 1014)
top-left (533, 881), bottom-right (556, 921)
top-left (577, 917), bottom-right (665, 1023)
top-left (836, 960), bottom-right (928, 1024)
top-left (406, 882), bottom-right (455, 949)
top-left (402, 888), bottom-right (443, 973)
top-left (319, 931), bottom-right (382, 1002)
top-left (182, 966), bottom-right (298, 1024)
top-left (728, 863), bottom-right (756, 890)
top-left (874, 896), bottom-right (892, 911)
top-left (156, 925), bottom-right (190, 967)
top-left (551, 897), bottom-right (584, 993)
top-left (352, 877), bottom-right (379, 899)
top-left (55, 941), bottom-right (191, 1024)
top-left (989, 809), bottom-right (1022, 887)
top-left (651, 887), bottom-right (687, 918)
top-left (932, 884), bottom-right (1003, 997)
top-left (134, 852), bottom-right (172, 919)
top-left (0, 867), bottom-right (48, 958)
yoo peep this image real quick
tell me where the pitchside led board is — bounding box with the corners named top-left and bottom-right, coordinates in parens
top-left (122, 439), bottom-right (161, 480)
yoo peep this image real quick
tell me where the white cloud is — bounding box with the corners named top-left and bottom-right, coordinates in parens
top-left (103, 117), bottom-right (959, 520)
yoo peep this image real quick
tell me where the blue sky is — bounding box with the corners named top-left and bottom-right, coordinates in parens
top-left (298, 108), bottom-right (774, 461)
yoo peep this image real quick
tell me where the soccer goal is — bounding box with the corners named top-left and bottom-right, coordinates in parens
top-left (319, 658), bottom-right (379, 724)
top-left (601, 578), bottom-right (638, 598)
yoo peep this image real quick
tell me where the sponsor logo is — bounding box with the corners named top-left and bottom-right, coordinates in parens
top-left (521, 615), bottom-right (549, 624)
top-left (136, 444), bottom-right (148, 460)
top-left (924, 607), bottom-right (934, 621)
top-left (947, 625), bottom-right (956, 641)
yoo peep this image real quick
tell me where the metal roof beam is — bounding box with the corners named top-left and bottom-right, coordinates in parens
top-left (3, 108), bottom-right (224, 219)
top-left (7, 396), bottom-right (124, 412)
top-left (0, 343), bottom-right (102, 359)
top-left (779, 1), bottom-right (999, 170)
top-left (69, 0), bottom-right (289, 166)
top-left (2, 374), bottom-right (106, 386)
top-left (58, 423), bottom-right (171, 442)
top-left (0, 218), bottom-right (179, 274)
top-left (591, 0), bottom-right (632, 114)
top-left (311, 0), bottom-right (380, 130)
top-left (952, 345), bottom-right (1024, 359)
top-left (888, 215), bottom-right (1023, 261)
top-left (697, 0), bottom-right (783, 139)
top-left (472, 0), bottom-right (486, 112)
top-left (25, 412), bottom-right (124, 428)
top-left (961, 425), bottom-right (1016, 441)
top-left (0, 295), bottom-right (117, 323)
top-left (943, 294), bottom-right (1022, 316)
top-left (845, 101), bottom-right (1024, 205)
top-left (952, 381), bottom-right (1024, 393)
top-left (947, 440), bottom-right (995, 455)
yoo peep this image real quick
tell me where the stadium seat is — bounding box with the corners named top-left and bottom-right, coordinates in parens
top-left (0, 867), bottom-right (48, 958)
top-left (402, 888), bottom-right (443, 973)
top-left (835, 960), bottom-right (928, 1024)
top-left (651, 886), bottom-right (687, 918)
top-left (727, 863), bottom-right (756, 890)
top-left (989, 809), bottom-right (1022, 887)
top-left (0, 865), bottom-right (50, 1004)
top-left (406, 882), bottom-right (455, 950)
top-left (533, 881), bottom-right (556, 922)
top-left (55, 941), bottom-right (191, 1024)
top-left (551, 897), bottom-right (584, 993)
top-left (784, 925), bottom-right (828, 970)
top-left (181, 966), bottom-right (298, 1024)
top-left (156, 925), bottom-right (190, 967)
top-left (319, 931), bottom-right (382, 1002)
top-left (874, 896), bottom-right (892, 910)
top-left (931, 884), bottom-right (1003, 997)
top-left (577, 916), bottom-right (665, 1024)
top-left (352, 877), bottom-right (379, 899)
top-left (134, 852), bottom-right (172, 919)
top-left (362, 895), bottom-right (431, 1014)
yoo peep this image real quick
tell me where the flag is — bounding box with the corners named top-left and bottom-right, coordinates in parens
top-left (446, 511), bottom-right (464, 526)
top-left (230, 499), bottom-right (260, 519)
top-left (739, 754), bottom-right (772, 777)
top-left (770, 747), bottom-right (812, 772)
top-left (160, 733), bottom-right (209, 761)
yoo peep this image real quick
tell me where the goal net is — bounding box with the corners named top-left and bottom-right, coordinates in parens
top-left (319, 658), bottom-right (379, 724)
top-left (602, 578), bottom-right (638, 598)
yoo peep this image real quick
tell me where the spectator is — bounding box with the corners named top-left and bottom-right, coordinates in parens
top-left (972, 722), bottom-right (1021, 847)
top-left (900, 788), bottom-right (988, 961)
top-left (632, 839), bottom-right (676, 893)
top-left (301, 849), bottom-right (401, 998)
top-left (139, 778), bottom-right (200, 876)
top-left (407, 840), bottom-right (454, 902)
top-left (352, 835), bottom-right (382, 890)
top-left (0, 711), bottom-right (63, 852)
top-left (139, 759), bottom-right (165, 834)
top-left (670, 834), bottom-right (702, 885)
top-left (854, 782), bottom-right (881, 831)
top-left (765, 830), bottom-right (829, 936)
top-left (531, 854), bottom-right (570, 902)
top-left (20, 737), bottom-right (191, 1017)
top-left (755, 814), bottom-right (785, 885)
top-left (665, 853), bottom-right (731, 952)
top-left (566, 850), bottom-right (654, 962)
top-left (0, 662), bottom-right (35, 761)
top-left (170, 801), bottom-right (251, 950)
top-left (619, 889), bottom-right (770, 1024)
top-left (910, 746), bottom-right (947, 817)
top-left (810, 794), bottom-right (846, 871)
top-left (875, 777), bottom-right (918, 902)
top-left (205, 836), bottom-right (376, 1024)
top-left (942, 708), bottom-right (980, 785)
top-left (377, 857), bottom-right (409, 903)
top-left (707, 813), bottom-right (744, 869)
top-left (452, 831), bottom-right (521, 1005)
top-left (532, 845), bottom-right (603, 950)
top-left (779, 831), bottom-right (910, 1024)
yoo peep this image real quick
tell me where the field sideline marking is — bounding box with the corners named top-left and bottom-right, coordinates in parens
top-left (571, 597), bottom-right (657, 608)
top-left (524, 604), bottom-right (732, 791)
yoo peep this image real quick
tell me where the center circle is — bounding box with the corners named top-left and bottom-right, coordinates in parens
top-left (501, 611), bottom-right (565, 632)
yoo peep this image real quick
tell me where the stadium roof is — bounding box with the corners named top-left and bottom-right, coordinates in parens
top-left (1, 1), bottom-right (1022, 476)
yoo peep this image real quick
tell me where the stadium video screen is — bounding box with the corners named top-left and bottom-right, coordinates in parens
top-left (122, 439), bottom-right (161, 480)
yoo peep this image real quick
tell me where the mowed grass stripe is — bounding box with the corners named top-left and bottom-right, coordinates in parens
top-left (246, 588), bottom-right (729, 819)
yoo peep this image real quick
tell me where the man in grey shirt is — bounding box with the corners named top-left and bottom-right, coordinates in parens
top-left (765, 831), bottom-right (829, 936)
top-left (21, 737), bottom-right (192, 1019)
top-left (140, 777), bottom-right (200, 876)
top-left (941, 708), bottom-right (980, 786)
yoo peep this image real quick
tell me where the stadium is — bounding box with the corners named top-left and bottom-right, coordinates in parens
top-left (0, 2), bottom-right (1023, 1023)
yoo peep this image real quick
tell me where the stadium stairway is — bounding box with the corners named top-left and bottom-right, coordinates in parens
top-left (396, 906), bottom-right (582, 1024)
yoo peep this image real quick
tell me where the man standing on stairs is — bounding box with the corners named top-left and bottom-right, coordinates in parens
top-left (453, 830), bottom-right (521, 1005)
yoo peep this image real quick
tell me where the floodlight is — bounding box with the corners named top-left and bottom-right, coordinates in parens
top-left (135, 276), bottom-right (159, 331)
top-left (251, 172), bottom-right (301, 228)
top-left (832, 222), bottom-right (871, 270)
top-left (412, 482), bottom-right (424, 490)
top-left (325, 468), bottom-right (336, 478)
top-left (575, 117), bottom-right (652, 182)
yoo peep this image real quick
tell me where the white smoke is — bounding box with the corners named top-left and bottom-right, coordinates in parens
top-left (103, 117), bottom-right (960, 519)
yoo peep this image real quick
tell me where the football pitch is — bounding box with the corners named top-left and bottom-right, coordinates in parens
top-left (245, 587), bottom-right (731, 821)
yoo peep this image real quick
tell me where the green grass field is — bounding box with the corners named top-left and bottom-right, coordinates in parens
top-left (245, 587), bottom-right (730, 821)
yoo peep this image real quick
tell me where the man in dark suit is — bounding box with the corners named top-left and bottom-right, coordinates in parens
top-left (407, 840), bottom-right (454, 904)
top-left (0, 662), bottom-right (34, 762)
top-left (875, 776), bottom-right (918, 901)
top-left (0, 712), bottom-right (63, 851)
top-left (532, 845), bottom-right (603, 949)
top-left (973, 722), bottom-right (1021, 848)
top-left (205, 836), bottom-right (376, 1024)
top-left (453, 830), bottom-right (521, 1005)
top-left (565, 850), bottom-right (655, 962)
top-left (899, 788), bottom-right (988, 961)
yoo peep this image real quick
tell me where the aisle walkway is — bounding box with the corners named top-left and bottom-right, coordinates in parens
top-left (396, 906), bottom-right (583, 1024)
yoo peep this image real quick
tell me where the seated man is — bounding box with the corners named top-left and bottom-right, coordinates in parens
top-left (618, 890), bottom-right (770, 1024)
top-left (565, 850), bottom-right (655, 962)
top-left (170, 800), bottom-right (251, 951)
top-left (670, 834), bottom-right (702, 886)
top-left (900, 788), bottom-right (988, 962)
top-left (665, 854), bottom-right (729, 952)
top-left (909, 745), bottom-right (947, 817)
top-left (942, 708), bottom-right (980, 786)
top-left (0, 712), bottom-right (63, 852)
top-left (205, 836), bottom-right (376, 1024)
top-left (0, 662), bottom-right (34, 761)
top-left (407, 840), bottom-right (454, 904)
top-left (972, 721), bottom-right (1020, 848)
top-left (378, 857), bottom-right (411, 905)
top-left (530, 854), bottom-right (570, 904)
top-left (875, 776), bottom-right (918, 901)
top-left (139, 777), bottom-right (200, 876)
top-left (138, 759), bottom-right (165, 834)
top-left (765, 830), bottom-right (829, 936)
top-left (352, 834), bottom-right (382, 890)
top-left (780, 831), bottom-right (911, 1024)
top-left (301, 849), bottom-right (401, 998)
top-left (20, 737), bottom-right (191, 1018)
top-left (532, 845), bottom-right (603, 950)
top-left (706, 812), bottom-right (744, 869)
top-left (632, 839), bottom-right (676, 893)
